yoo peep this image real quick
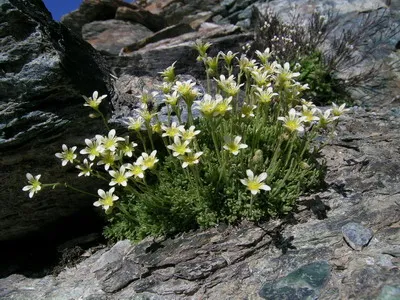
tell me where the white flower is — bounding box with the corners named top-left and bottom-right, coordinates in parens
top-left (161, 122), bottom-right (184, 138)
top-left (96, 129), bottom-right (124, 152)
top-left (76, 159), bottom-right (93, 177)
top-left (55, 144), bottom-right (77, 166)
top-left (120, 136), bottom-right (137, 157)
top-left (317, 109), bottom-right (339, 127)
top-left (179, 126), bottom-right (201, 141)
top-left (255, 47), bottom-right (272, 64)
top-left (126, 116), bottom-right (144, 131)
top-left (93, 187), bottom-right (119, 211)
top-left (214, 75), bottom-right (243, 96)
top-left (83, 91), bottom-right (107, 109)
top-left (214, 95), bottom-right (232, 116)
top-left (301, 105), bottom-right (320, 123)
top-left (219, 50), bottom-right (238, 65)
top-left (241, 103), bottom-right (257, 118)
top-left (97, 150), bottom-right (120, 170)
top-left (180, 152), bottom-right (203, 168)
top-left (22, 173), bottom-right (42, 198)
top-left (223, 136), bottom-right (248, 155)
top-left (80, 138), bottom-right (104, 161)
top-left (167, 136), bottom-right (192, 157)
top-left (125, 160), bottom-right (146, 179)
top-left (332, 102), bottom-right (350, 116)
top-left (164, 91), bottom-right (180, 106)
top-left (109, 165), bottom-right (133, 187)
top-left (195, 94), bottom-right (218, 117)
top-left (240, 170), bottom-right (271, 195)
top-left (139, 150), bottom-right (159, 170)
top-left (277, 108), bottom-right (306, 133)
top-left (254, 86), bottom-right (278, 104)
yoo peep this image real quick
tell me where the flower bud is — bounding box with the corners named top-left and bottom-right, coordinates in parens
top-left (252, 149), bottom-right (264, 165)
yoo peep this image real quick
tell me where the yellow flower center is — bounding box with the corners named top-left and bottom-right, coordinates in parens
top-left (115, 174), bottom-right (126, 183)
top-left (144, 158), bottom-right (156, 169)
top-left (101, 196), bottom-right (114, 207)
top-left (247, 181), bottom-right (262, 192)
top-left (166, 128), bottom-right (179, 137)
top-left (227, 143), bottom-right (239, 153)
top-left (175, 144), bottom-right (187, 155)
top-left (132, 165), bottom-right (143, 176)
top-left (286, 120), bottom-right (300, 132)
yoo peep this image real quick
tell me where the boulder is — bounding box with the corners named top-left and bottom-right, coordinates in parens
top-left (0, 0), bottom-right (114, 243)
top-left (61, 0), bottom-right (139, 34)
top-left (82, 19), bottom-right (154, 55)
top-left (112, 23), bottom-right (252, 79)
top-left (115, 6), bottom-right (166, 32)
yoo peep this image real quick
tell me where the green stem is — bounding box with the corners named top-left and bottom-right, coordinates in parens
top-left (64, 183), bottom-right (98, 197)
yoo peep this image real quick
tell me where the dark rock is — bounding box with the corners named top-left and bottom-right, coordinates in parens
top-left (342, 222), bottom-right (373, 251)
top-left (259, 261), bottom-right (331, 300)
top-left (82, 19), bottom-right (153, 55)
top-left (0, 0), bottom-right (113, 242)
top-left (115, 6), bottom-right (166, 32)
top-left (61, 0), bottom-right (139, 34)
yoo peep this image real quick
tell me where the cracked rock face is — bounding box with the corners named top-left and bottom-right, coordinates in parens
top-left (0, 0), bottom-right (113, 242)
top-left (1, 0), bottom-right (400, 298)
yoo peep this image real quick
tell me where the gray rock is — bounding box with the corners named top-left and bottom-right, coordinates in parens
top-left (0, 0), bottom-right (113, 242)
top-left (111, 23), bottom-right (251, 79)
top-left (122, 23), bottom-right (194, 53)
top-left (377, 285), bottom-right (400, 300)
top-left (342, 222), bottom-right (373, 251)
top-left (259, 261), bottom-right (331, 299)
top-left (82, 19), bottom-right (154, 55)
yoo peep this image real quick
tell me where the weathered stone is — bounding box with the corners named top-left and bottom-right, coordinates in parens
top-left (0, 0), bottom-right (113, 242)
top-left (115, 6), bottom-right (166, 32)
top-left (61, 0), bottom-right (139, 33)
top-left (112, 23), bottom-right (250, 79)
top-left (259, 261), bottom-right (331, 299)
top-left (144, 0), bottom-right (179, 15)
top-left (377, 285), bottom-right (400, 300)
top-left (82, 19), bottom-right (153, 55)
top-left (2, 0), bottom-right (400, 299)
top-left (342, 222), bottom-right (374, 251)
top-left (122, 23), bottom-right (194, 53)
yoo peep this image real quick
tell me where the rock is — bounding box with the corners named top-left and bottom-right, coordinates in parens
top-left (112, 23), bottom-right (251, 79)
top-left (82, 19), bottom-right (154, 55)
top-left (61, 0), bottom-right (139, 33)
top-left (122, 23), bottom-right (194, 53)
top-left (342, 222), bottom-right (374, 251)
top-left (115, 6), bottom-right (166, 32)
top-left (259, 261), bottom-right (331, 299)
top-left (159, 0), bottom-right (224, 26)
top-left (1, 107), bottom-right (400, 300)
top-left (144, 0), bottom-right (179, 15)
top-left (377, 285), bottom-right (400, 300)
top-left (2, 0), bottom-right (400, 299)
top-left (0, 0), bottom-right (113, 243)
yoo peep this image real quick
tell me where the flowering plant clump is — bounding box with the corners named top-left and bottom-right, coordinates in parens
top-left (23, 42), bottom-right (349, 241)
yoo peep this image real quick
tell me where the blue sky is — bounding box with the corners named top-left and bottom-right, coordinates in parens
top-left (42, 0), bottom-right (130, 21)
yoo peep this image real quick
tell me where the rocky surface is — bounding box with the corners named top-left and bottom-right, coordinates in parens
top-left (82, 19), bottom-right (154, 55)
top-left (1, 0), bottom-right (400, 299)
top-left (0, 0), bottom-right (114, 242)
top-left (1, 106), bottom-right (400, 299)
